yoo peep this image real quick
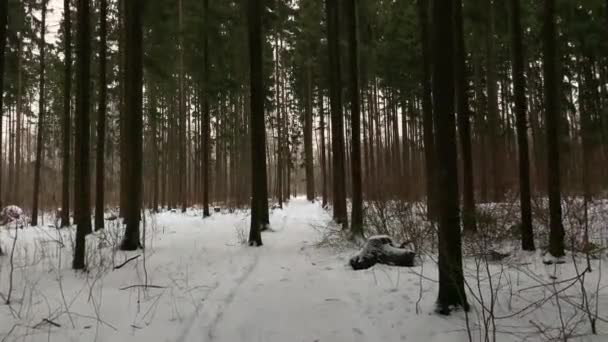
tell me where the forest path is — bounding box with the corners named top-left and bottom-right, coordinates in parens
top-left (177, 198), bottom-right (386, 342)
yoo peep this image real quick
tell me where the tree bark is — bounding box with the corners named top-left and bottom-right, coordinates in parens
top-left (542, 0), bottom-right (565, 257)
top-left (325, 0), bottom-right (348, 229)
top-left (32, 0), bottom-right (47, 227)
top-left (454, 0), bottom-right (476, 232)
top-left (0, 0), bottom-right (7, 213)
top-left (119, 0), bottom-right (143, 251)
top-left (347, 0), bottom-right (363, 238)
top-left (509, 0), bottom-right (535, 251)
top-left (95, 0), bottom-right (108, 231)
top-left (202, 0), bottom-right (211, 217)
top-left (432, 0), bottom-right (468, 315)
top-left (73, 0), bottom-right (91, 269)
top-left (304, 60), bottom-right (315, 202)
top-left (248, 0), bottom-right (268, 246)
top-left (417, 0), bottom-right (437, 220)
top-left (61, 0), bottom-right (72, 227)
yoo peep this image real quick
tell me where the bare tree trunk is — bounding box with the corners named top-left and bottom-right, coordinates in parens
top-left (248, 0), bottom-right (268, 246)
top-left (73, 0), bottom-right (91, 269)
top-left (543, 0), bottom-right (565, 258)
top-left (119, 0), bottom-right (143, 251)
top-left (510, 0), bottom-right (535, 251)
top-left (454, 0), bottom-right (476, 232)
top-left (95, 0), bottom-right (108, 231)
top-left (417, 0), bottom-right (437, 219)
top-left (61, 0), bottom-right (72, 227)
top-left (32, 0), bottom-right (47, 227)
top-left (202, 0), bottom-right (211, 217)
top-left (319, 89), bottom-right (328, 207)
top-left (0, 0), bottom-right (7, 213)
top-left (325, 0), bottom-right (348, 229)
top-left (433, 0), bottom-right (468, 315)
top-left (347, 0), bottom-right (363, 238)
top-left (304, 61), bottom-right (315, 202)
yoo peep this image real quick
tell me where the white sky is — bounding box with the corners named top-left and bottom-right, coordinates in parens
top-left (46, 0), bottom-right (64, 44)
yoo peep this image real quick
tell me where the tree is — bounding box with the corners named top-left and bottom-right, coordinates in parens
top-left (454, 0), bottom-right (476, 232)
top-left (61, 0), bottom-right (72, 228)
top-left (95, 0), bottom-right (108, 231)
top-left (432, 0), bottom-right (468, 314)
top-left (347, 0), bottom-right (363, 238)
top-left (73, 0), bottom-right (92, 270)
top-left (31, 0), bottom-right (48, 227)
top-left (543, 0), bottom-right (565, 258)
top-left (325, 0), bottom-right (348, 229)
top-left (248, 0), bottom-right (268, 247)
top-left (304, 60), bottom-right (315, 202)
top-left (417, 0), bottom-right (437, 220)
top-left (0, 0), bottom-right (7, 217)
top-left (202, 0), bottom-right (211, 218)
top-left (120, 0), bottom-right (144, 251)
top-left (509, 0), bottom-right (535, 251)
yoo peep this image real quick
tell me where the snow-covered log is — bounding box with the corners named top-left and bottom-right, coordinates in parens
top-left (0, 205), bottom-right (24, 227)
top-left (350, 235), bottom-right (417, 270)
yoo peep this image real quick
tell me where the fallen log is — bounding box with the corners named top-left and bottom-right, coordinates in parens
top-left (350, 235), bottom-right (417, 270)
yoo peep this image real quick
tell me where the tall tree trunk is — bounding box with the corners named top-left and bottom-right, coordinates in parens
top-left (32, 0), bottom-right (47, 227)
top-left (178, 0), bottom-right (187, 213)
top-left (202, 0), bottom-right (211, 217)
top-left (95, 0), bottom-right (107, 231)
top-left (0, 0), bottom-right (7, 213)
top-left (0, 0), bottom-right (5, 257)
top-left (304, 60), bottom-right (315, 202)
top-left (454, 0), bottom-right (476, 232)
top-left (61, 0), bottom-right (72, 227)
top-left (248, 0), bottom-right (268, 246)
top-left (543, 0), bottom-right (565, 258)
top-left (319, 89), bottom-right (328, 208)
top-left (325, 0), bottom-right (348, 229)
top-left (347, 0), bottom-right (363, 238)
top-left (73, 0), bottom-right (92, 269)
top-left (433, 0), bottom-right (468, 315)
top-left (485, 0), bottom-right (502, 202)
top-left (509, 0), bottom-right (535, 251)
top-left (120, 0), bottom-right (143, 251)
top-left (417, 0), bottom-right (437, 220)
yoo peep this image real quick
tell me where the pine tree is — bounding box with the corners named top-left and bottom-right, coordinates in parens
top-left (509, 0), bottom-right (535, 251)
top-left (325, 0), bottom-right (348, 229)
top-left (73, 0), bottom-right (92, 270)
top-left (417, 0), bottom-right (437, 220)
top-left (61, 0), bottom-right (72, 228)
top-left (454, 0), bottom-right (476, 232)
top-left (543, 0), bottom-right (565, 258)
top-left (120, 0), bottom-right (144, 251)
top-left (347, 0), bottom-right (363, 238)
top-left (31, 0), bottom-right (48, 227)
top-left (433, 0), bottom-right (468, 315)
top-left (248, 0), bottom-right (268, 246)
top-left (95, 0), bottom-right (108, 231)
top-left (0, 0), bottom-right (7, 216)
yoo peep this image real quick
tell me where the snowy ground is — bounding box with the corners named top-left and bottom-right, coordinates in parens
top-left (1, 198), bottom-right (607, 342)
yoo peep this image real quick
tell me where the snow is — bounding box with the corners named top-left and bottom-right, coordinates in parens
top-left (1, 198), bottom-right (607, 342)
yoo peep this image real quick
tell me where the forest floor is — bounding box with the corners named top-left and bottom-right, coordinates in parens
top-left (0, 198), bottom-right (607, 342)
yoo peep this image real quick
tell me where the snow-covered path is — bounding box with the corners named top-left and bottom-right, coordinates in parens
top-left (177, 198), bottom-right (402, 342)
top-left (3, 198), bottom-right (606, 342)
